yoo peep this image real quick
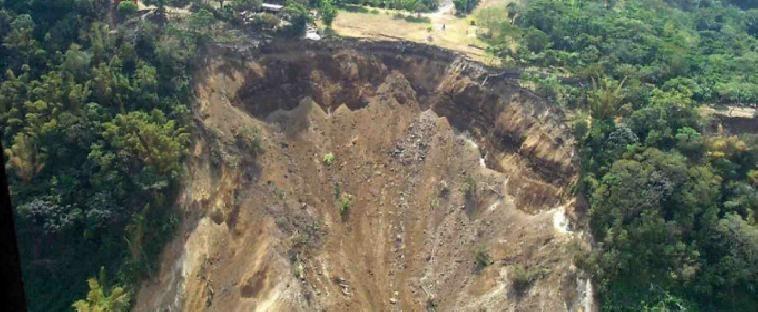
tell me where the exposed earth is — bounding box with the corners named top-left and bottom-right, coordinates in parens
top-left (134, 40), bottom-right (593, 311)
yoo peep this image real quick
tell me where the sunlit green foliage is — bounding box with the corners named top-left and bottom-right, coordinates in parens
top-left (0, 1), bottom-right (200, 310)
top-left (319, 0), bottom-right (337, 28)
top-left (72, 274), bottom-right (130, 312)
top-left (478, 0), bottom-right (757, 310)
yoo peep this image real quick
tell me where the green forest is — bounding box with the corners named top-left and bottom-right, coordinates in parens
top-left (0, 1), bottom-right (326, 311)
top-left (477, 0), bottom-right (757, 310)
top-left (0, 0), bottom-right (330, 309)
top-left (0, 1), bottom-right (192, 311)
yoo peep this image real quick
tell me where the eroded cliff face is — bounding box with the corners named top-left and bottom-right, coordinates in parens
top-left (134, 40), bottom-right (592, 312)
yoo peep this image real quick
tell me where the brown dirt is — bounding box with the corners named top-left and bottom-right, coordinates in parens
top-left (134, 40), bottom-right (593, 312)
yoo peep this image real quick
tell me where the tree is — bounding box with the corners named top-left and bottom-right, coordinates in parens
top-left (16, 196), bottom-right (80, 234)
top-left (674, 127), bottom-right (703, 158)
top-left (573, 118), bottom-right (589, 142)
top-left (187, 9), bottom-right (216, 44)
top-left (61, 44), bottom-right (92, 78)
top-left (319, 0), bottom-right (337, 28)
top-left (96, 110), bottom-right (188, 180)
top-left (4, 132), bottom-right (46, 183)
top-left (505, 2), bottom-right (520, 23)
top-left (414, 2), bottom-right (429, 17)
top-left (283, 1), bottom-right (311, 36)
top-left (72, 278), bottom-right (130, 312)
top-left (3, 14), bottom-right (39, 70)
top-left (453, 0), bottom-right (478, 15)
top-left (0, 3), bottom-right (197, 311)
top-left (117, 1), bottom-right (139, 17)
top-left (589, 77), bottom-right (625, 121)
top-left (231, 0), bottom-right (262, 12)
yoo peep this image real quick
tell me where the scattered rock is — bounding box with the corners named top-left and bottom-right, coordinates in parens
top-left (340, 286), bottom-right (351, 296)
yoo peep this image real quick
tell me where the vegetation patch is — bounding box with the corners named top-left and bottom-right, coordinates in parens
top-left (338, 193), bottom-right (353, 221)
top-left (323, 152), bottom-right (336, 166)
top-left (474, 246), bottom-right (491, 272)
top-left (347, 0), bottom-right (439, 13)
top-left (235, 126), bottom-right (262, 156)
top-left (510, 264), bottom-right (549, 296)
top-left (476, 0), bottom-right (758, 310)
top-left (397, 14), bottom-right (430, 24)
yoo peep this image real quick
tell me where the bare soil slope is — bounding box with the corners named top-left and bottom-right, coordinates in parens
top-left (134, 40), bottom-right (592, 312)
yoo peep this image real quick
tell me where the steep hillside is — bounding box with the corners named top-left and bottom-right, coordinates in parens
top-left (134, 40), bottom-right (591, 311)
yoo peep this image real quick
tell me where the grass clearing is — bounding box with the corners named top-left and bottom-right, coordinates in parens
top-left (332, 5), bottom-right (494, 64)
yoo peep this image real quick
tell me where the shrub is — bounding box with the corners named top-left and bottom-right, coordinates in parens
top-left (510, 264), bottom-right (548, 295)
top-left (453, 0), bottom-right (478, 15)
top-left (474, 247), bottom-right (491, 272)
top-left (338, 193), bottom-right (352, 221)
top-left (461, 175), bottom-right (476, 197)
top-left (283, 1), bottom-right (312, 36)
top-left (510, 265), bottom-right (531, 293)
top-left (573, 118), bottom-right (589, 142)
top-left (118, 1), bottom-right (139, 17)
top-left (252, 13), bottom-right (281, 29)
top-left (231, 0), bottom-right (262, 12)
top-left (404, 15), bottom-right (430, 23)
top-left (319, 0), bottom-right (337, 28)
top-left (343, 4), bottom-right (370, 13)
top-left (323, 152), bottom-right (335, 166)
top-left (235, 126), bottom-right (262, 155)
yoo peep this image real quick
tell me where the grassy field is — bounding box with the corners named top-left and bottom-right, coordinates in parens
top-left (331, 2), bottom-right (500, 64)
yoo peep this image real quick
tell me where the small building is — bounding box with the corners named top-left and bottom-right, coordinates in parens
top-left (261, 3), bottom-right (283, 13)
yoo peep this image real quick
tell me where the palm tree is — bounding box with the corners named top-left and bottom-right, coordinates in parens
top-left (589, 76), bottom-right (626, 121)
top-left (4, 132), bottom-right (46, 183)
top-left (72, 277), bottom-right (130, 312)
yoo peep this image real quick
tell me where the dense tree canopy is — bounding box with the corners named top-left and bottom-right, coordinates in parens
top-left (479, 0), bottom-right (758, 106)
top-left (0, 1), bottom-right (204, 310)
top-left (476, 0), bottom-right (757, 310)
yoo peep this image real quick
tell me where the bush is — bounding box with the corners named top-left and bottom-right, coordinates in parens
top-left (453, 0), bottom-right (478, 15)
top-left (231, 0), bottom-right (262, 12)
top-left (323, 152), bottom-right (335, 166)
top-left (343, 4), bottom-right (370, 13)
top-left (251, 13), bottom-right (281, 29)
top-left (283, 1), bottom-right (312, 36)
top-left (404, 15), bottom-right (430, 23)
top-left (510, 264), bottom-right (546, 295)
top-left (118, 1), bottom-right (139, 17)
top-left (573, 118), bottom-right (589, 142)
top-left (522, 27), bottom-right (550, 53)
top-left (338, 193), bottom-right (352, 221)
top-left (319, 0), bottom-right (337, 28)
top-left (461, 175), bottom-right (476, 197)
top-left (235, 126), bottom-right (262, 155)
top-left (474, 247), bottom-right (491, 272)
